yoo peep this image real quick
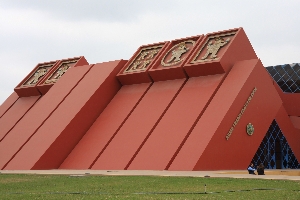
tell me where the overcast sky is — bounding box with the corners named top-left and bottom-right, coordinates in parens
top-left (1, 0), bottom-right (299, 104)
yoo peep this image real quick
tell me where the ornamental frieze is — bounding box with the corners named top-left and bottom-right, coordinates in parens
top-left (190, 32), bottom-right (236, 64)
top-left (44, 60), bottom-right (77, 84)
top-left (161, 40), bottom-right (196, 67)
top-left (125, 45), bottom-right (163, 73)
top-left (22, 64), bottom-right (54, 86)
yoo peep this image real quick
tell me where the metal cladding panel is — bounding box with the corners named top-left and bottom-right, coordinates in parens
top-left (275, 106), bottom-right (300, 162)
top-left (0, 65), bottom-right (92, 169)
top-left (91, 79), bottom-right (186, 170)
top-left (0, 96), bottom-right (40, 141)
top-left (128, 74), bottom-right (225, 170)
top-left (0, 92), bottom-right (19, 118)
top-left (5, 60), bottom-right (126, 170)
top-left (60, 83), bottom-right (151, 169)
top-left (169, 59), bottom-right (282, 170)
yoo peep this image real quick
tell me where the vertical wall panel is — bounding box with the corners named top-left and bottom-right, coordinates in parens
top-left (128, 74), bottom-right (225, 170)
top-left (91, 79), bottom-right (186, 170)
top-left (5, 61), bottom-right (126, 170)
top-left (0, 92), bottom-right (19, 118)
top-left (0, 96), bottom-right (40, 141)
top-left (169, 59), bottom-right (282, 170)
top-left (0, 65), bottom-right (92, 169)
top-left (60, 83), bottom-right (151, 169)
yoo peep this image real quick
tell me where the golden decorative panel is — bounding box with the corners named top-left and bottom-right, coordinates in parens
top-left (226, 87), bottom-right (257, 140)
top-left (246, 123), bottom-right (254, 136)
top-left (161, 40), bottom-right (196, 67)
top-left (23, 64), bottom-right (54, 86)
top-left (44, 60), bottom-right (77, 84)
top-left (125, 45), bottom-right (163, 73)
top-left (191, 32), bottom-right (236, 64)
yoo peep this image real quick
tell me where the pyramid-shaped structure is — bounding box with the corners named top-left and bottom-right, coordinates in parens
top-left (1, 27), bottom-right (299, 170)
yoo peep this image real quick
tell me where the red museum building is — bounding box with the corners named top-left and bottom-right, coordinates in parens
top-left (0, 27), bottom-right (299, 170)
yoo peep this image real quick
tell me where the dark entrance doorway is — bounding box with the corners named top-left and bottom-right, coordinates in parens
top-left (275, 138), bottom-right (282, 169)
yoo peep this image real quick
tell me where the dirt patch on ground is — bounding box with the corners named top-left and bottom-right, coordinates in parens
top-left (0, 178), bottom-right (32, 183)
top-left (265, 170), bottom-right (300, 176)
top-left (219, 170), bottom-right (300, 176)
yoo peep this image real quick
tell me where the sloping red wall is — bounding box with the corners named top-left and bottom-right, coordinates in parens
top-left (272, 80), bottom-right (300, 116)
top-left (91, 79), bottom-right (186, 170)
top-left (128, 74), bottom-right (226, 170)
top-left (290, 116), bottom-right (300, 130)
top-left (169, 59), bottom-right (282, 170)
top-left (0, 96), bottom-right (40, 141)
top-left (59, 83), bottom-right (151, 169)
top-left (0, 92), bottom-right (19, 118)
top-left (5, 60), bottom-right (126, 170)
top-left (0, 64), bottom-right (92, 169)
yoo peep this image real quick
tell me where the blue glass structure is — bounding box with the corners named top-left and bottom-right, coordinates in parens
top-left (251, 64), bottom-right (300, 169)
top-left (251, 120), bottom-right (300, 169)
top-left (266, 63), bottom-right (300, 93)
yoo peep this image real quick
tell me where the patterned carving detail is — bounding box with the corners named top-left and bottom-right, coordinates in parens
top-left (45, 60), bottom-right (77, 84)
top-left (23, 64), bottom-right (54, 86)
top-left (130, 61), bottom-right (141, 71)
top-left (125, 45), bottom-right (163, 73)
top-left (161, 40), bottom-right (195, 67)
top-left (201, 37), bottom-right (230, 60)
top-left (28, 68), bottom-right (48, 85)
top-left (147, 49), bottom-right (160, 59)
top-left (137, 52), bottom-right (148, 60)
top-left (190, 32), bottom-right (236, 64)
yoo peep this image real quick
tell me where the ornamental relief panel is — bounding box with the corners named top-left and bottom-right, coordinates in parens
top-left (44, 60), bottom-right (78, 84)
top-left (22, 64), bottom-right (54, 86)
top-left (190, 32), bottom-right (236, 64)
top-left (125, 45), bottom-right (163, 73)
top-left (161, 40), bottom-right (196, 67)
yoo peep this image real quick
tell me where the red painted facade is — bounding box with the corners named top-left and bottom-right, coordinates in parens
top-left (59, 83), bottom-right (152, 169)
top-left (0, 27), bottom-right (299, 170)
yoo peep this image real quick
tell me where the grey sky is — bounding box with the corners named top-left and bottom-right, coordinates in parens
top-left (1, 0), bottom-right (300, 104)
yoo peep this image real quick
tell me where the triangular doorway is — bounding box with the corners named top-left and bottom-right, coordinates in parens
top-left (251, 120), bottom-right (300, 169)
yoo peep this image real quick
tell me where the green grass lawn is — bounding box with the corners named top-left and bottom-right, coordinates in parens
top-left (0, 174), bottom-right (299, 199)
